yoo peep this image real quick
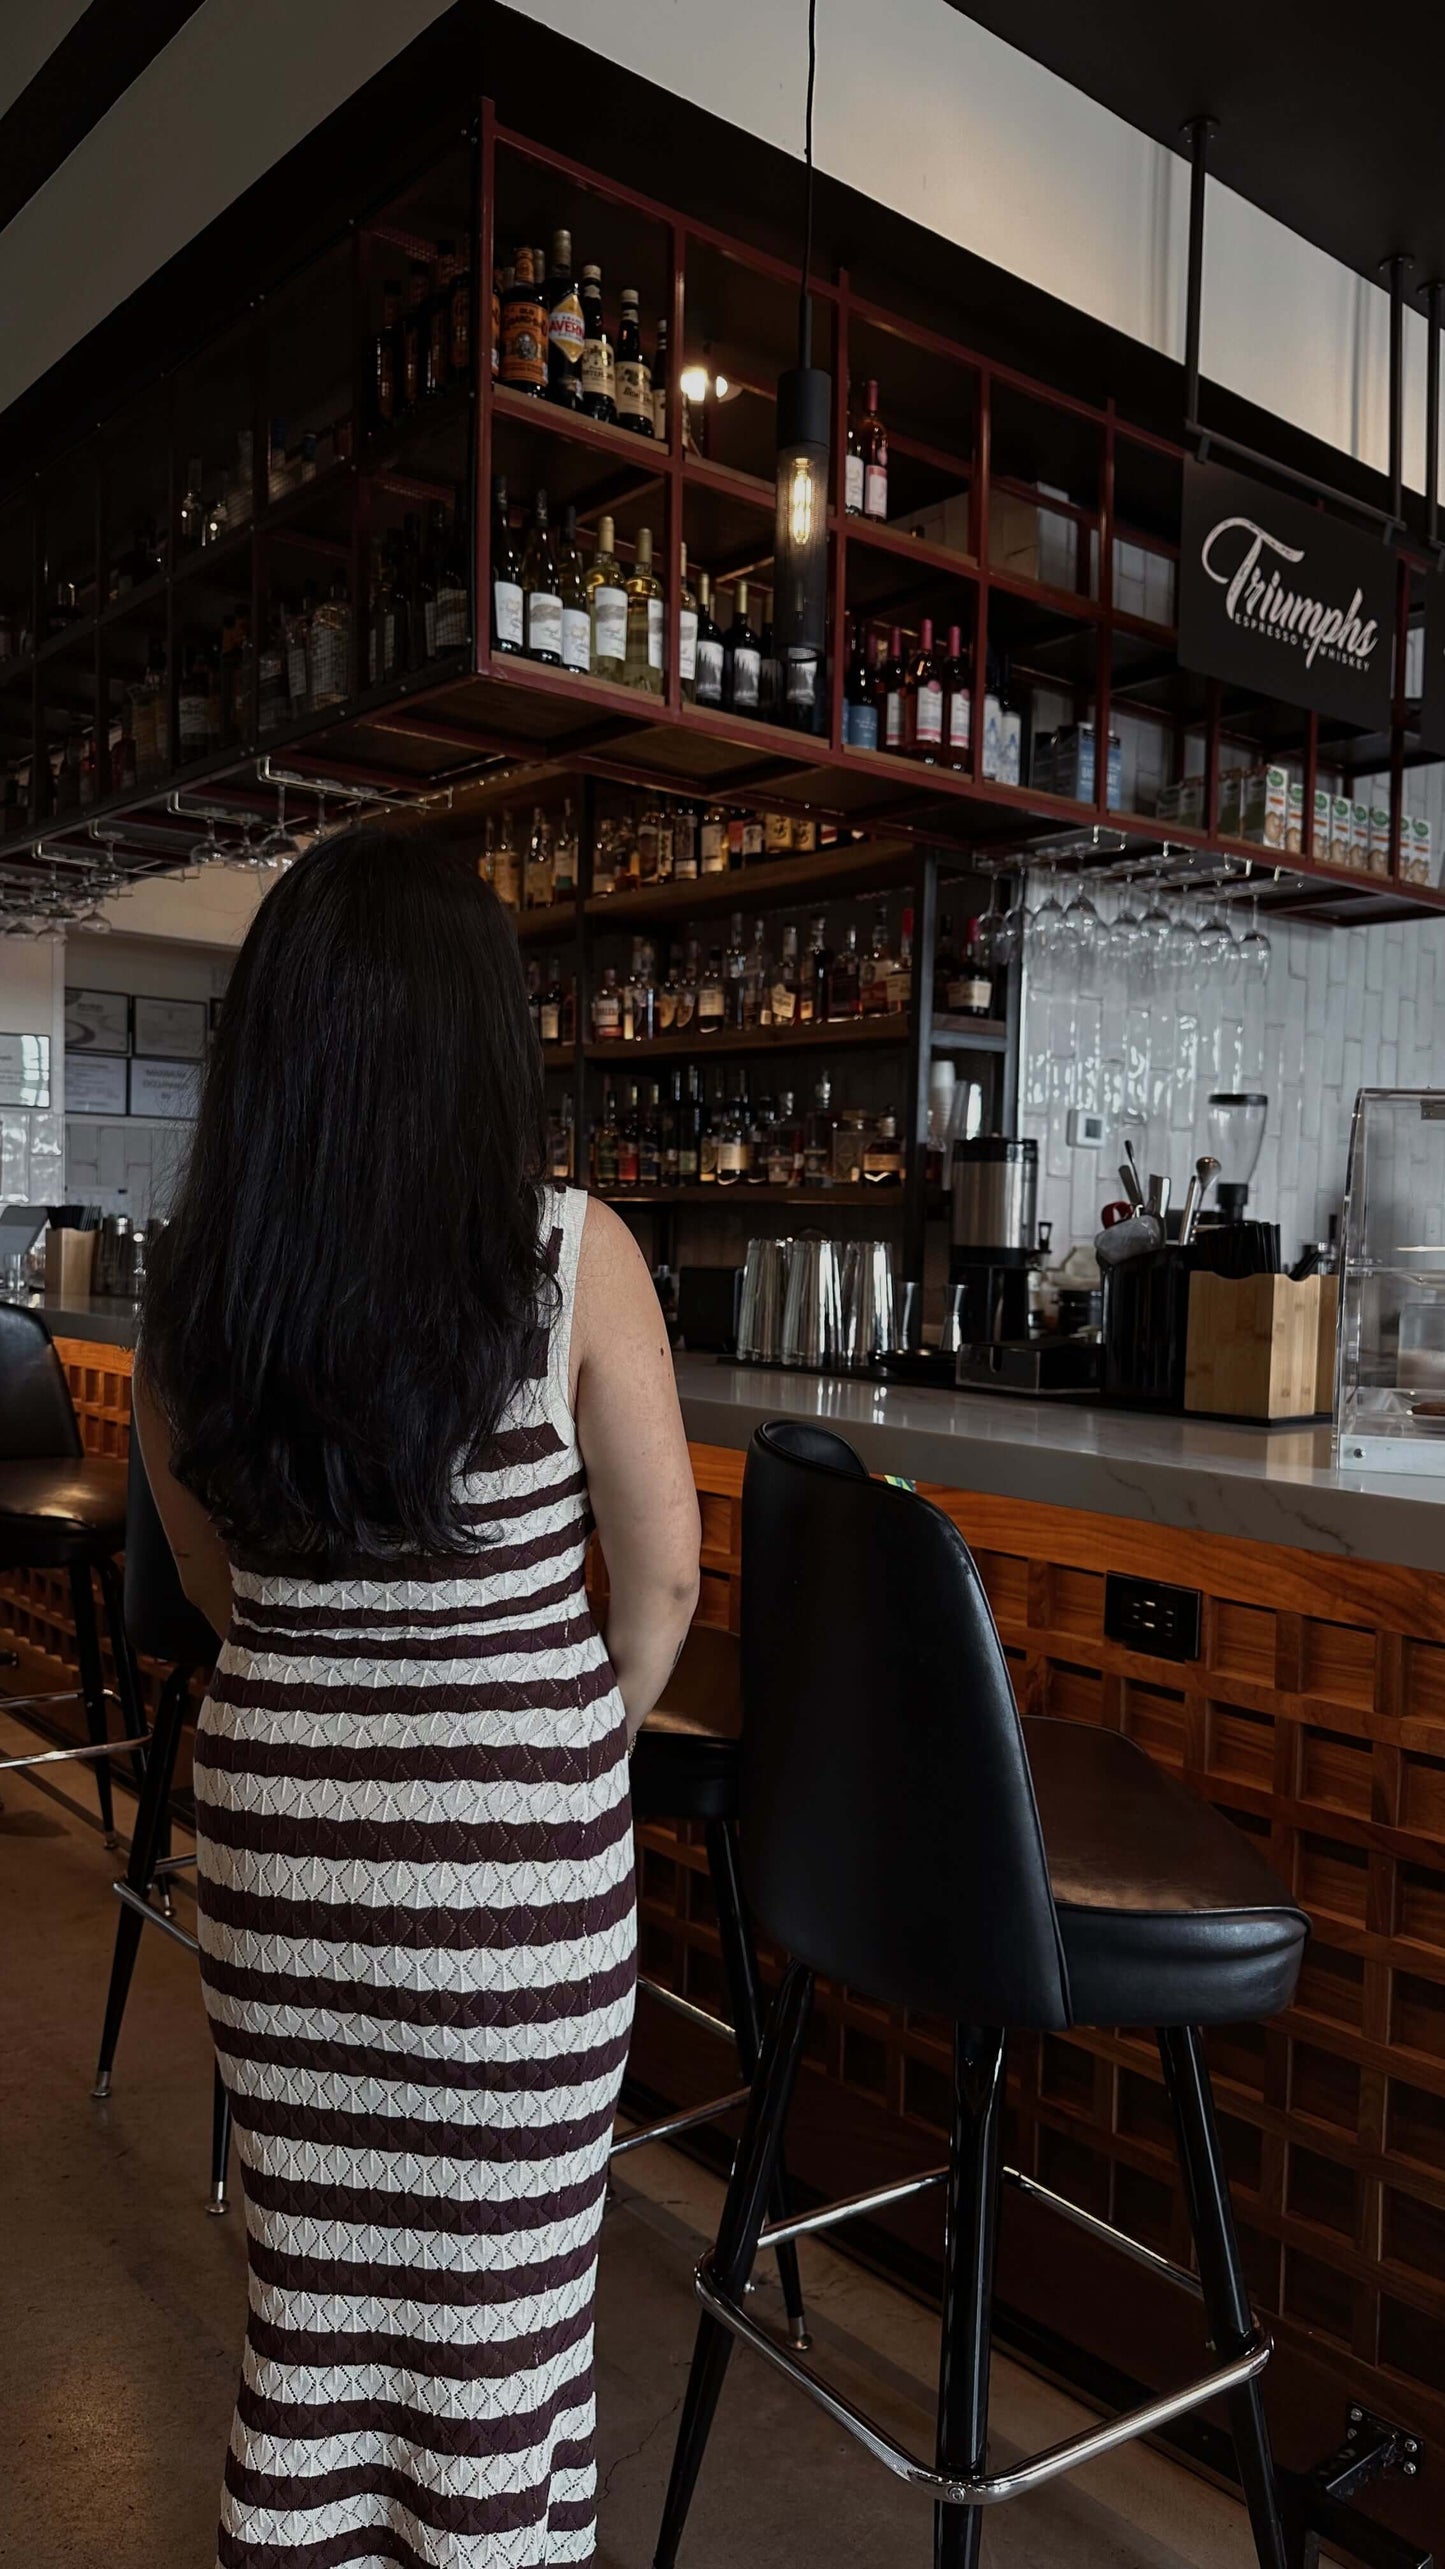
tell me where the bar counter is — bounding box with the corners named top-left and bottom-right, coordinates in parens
top-left (3, 1296), bottom-right (1443, 2541)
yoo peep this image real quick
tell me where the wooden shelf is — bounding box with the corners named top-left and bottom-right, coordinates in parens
top-left (585, 835), bottom-right (918, 925)
top-left (836, 511), bottom-right (979, 587)
top-left (517, 901), bottom-right (579, 943)
top-left (491, 382), bottom-right (673, 477)
top-left (584, 1013), bottom-right (910, 1062)
top-left (600, 1184), bottom-right (905, 1207)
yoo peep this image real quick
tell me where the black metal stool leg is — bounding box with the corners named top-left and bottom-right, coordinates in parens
top-left (92, 1666), bottom-right (190, 2098)
top-left (704, 1817), bottom-right (810, 2349)
top-left (208, 2064), bottom-right (233, 2215)
top-left (933, 2026), bottom-right (1006, 2569)
top-left (96, 1554), bottom-right (146, 1790)
top-left (1158, 2027), bottom-right (1288, 2569)
top-left (654, 1959), bottom-right (813, 2569)
top-left (68, 1559), bottom-right (116, 1843)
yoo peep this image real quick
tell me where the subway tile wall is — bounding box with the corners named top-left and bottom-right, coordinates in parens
top-left (1020, 908), bottom-right (1445, 1264)
top-left (0, 1107), bottom-right (65, 1208)
top-left (63, 1119), bottom-right (193, 1226)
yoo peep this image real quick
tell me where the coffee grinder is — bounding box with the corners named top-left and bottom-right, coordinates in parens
top-left (949, 1135), bottom-right (1095, 1391)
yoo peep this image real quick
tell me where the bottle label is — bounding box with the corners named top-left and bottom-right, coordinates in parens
top-left (592, 586), bottom-right (627, 665)
top-left (947, 689), bottom-right (971, 752)
top-left (493, 578), bottom-right (524, 647)
top-left (559, 604), bottom-right (590, 673)
top-left (653, 387), bottom-right (667, 440)
top-left (915, 680), bottom-right (943, 745)
top-left (886, 967), bottom-right (911, 1011)
top-left (771, 982), bottom-right (796, 1025)
top-left (844, 699), bottom-right (879, 750)
top-left (700, 822), bottom-right (727, 872)
top-left (423, 598), bottom-right (438, 657)
top-left (699, 990), bottom-right (725, 1024)
top-left (948, 975), bottom-right (992, 1014)
top-left (540, 1002), bottom-right (561, 1043)
top-left (845, 453), bottom-right (865, 513)
top-left (580, 339), bottom-right (615, 400)
top-left (679, 608), bottom-right (698, 682)
top-left (864, 463), bottom-right (888, 519)
top-left (548, 295), bottom-right (585, 369)
top-left (593, 998), bottom-right (620, 1036)
top-left (434, 584), bottom-right (467, 651)
top-left (527, 590), bottom-right (563, 657)
top-left (617, 359), bottom-right (651, 420)
top-left (731, 645), bottom-right (761, 710)
top-left (716, 1140), bottom-right (747, 1177)
top-left (884, 690), bottom-right (905, 749)
top-left (647, 594), bottom-right (664, 670)
top-left (695, 637), bottom-right (724, 703)
top-left (501, 303), bottom-right (547, 391)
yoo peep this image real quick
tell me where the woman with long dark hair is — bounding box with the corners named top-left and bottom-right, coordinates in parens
top-left (136, 826), bottom-right (700, 2569)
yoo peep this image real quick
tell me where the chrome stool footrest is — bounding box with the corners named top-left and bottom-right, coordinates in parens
top-left (112, 1877), bottom-right (200, 1957)
top-left (611, 1975), bottom-right (747, 2161)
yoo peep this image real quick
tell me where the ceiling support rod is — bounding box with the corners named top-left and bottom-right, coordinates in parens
top-left (1384, 254), bottom-right (1412, 533)
top-left (1426, 281), bottom-right (1443, 551)
top-left (1181, 116), bottom-right (1214, 439)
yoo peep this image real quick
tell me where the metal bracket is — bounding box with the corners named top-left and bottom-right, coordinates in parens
top-left (1280, 2406), bottom-right (1431, 2569)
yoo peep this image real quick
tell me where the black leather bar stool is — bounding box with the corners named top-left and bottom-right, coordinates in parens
top-left (0, 1306), bottom-right (146, 1841)
top-left (90, 1435), bottom-right (229, 2208)
top-left (655, 1421), bottom-right (1309, 2569)
top-left (623, 1620), bottom-right (809, 2349)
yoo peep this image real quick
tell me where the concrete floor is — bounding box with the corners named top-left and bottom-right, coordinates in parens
top-left (0, 1712), bottom-right (1270, 2569)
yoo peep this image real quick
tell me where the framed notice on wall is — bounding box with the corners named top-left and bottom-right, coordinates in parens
top-left (131, 995), bottom-right (208, 1061)
top-left (129, 1057), bottom-right (201, 1120)
top-left (65, 987), bottom-right (131, 1054)
top-left (0, 1032), bottom-right (50, 1106)
top-left (65, 1052), bottom-right (129, 1115)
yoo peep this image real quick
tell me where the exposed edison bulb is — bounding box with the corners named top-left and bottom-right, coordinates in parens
top-left (679, 363), bottom-right (710, 405)
top-left (787, 451), bottom-right (820, 548)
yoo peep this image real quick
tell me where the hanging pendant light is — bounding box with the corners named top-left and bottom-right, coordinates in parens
top-left (773, 0), bottom-right (829, 715)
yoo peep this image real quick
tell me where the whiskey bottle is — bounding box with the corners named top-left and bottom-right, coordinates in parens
top-left (908, 617), bottom-right (944, 761)
top-left (673, 806), bottom-right (699, 883)
top-left (803, 913), bottom-right (830, 1024)
top-left (549, 1094), bottom-right (575, 1182)
top-left (594, 1088), bottom-right (619, 1189)
top-left (638, 1083), bottom-right (662, 1188)
top-left (525, 806), bottom-right (554, 908)
top-left (578, 265), bottom-right (616, 422)
top-left (492, 807), bottom-right (522, 911)
top-left (859, 378), bottom-right (888, 519)
top-left (886, 907), bottom-right (914, 1012)
top-left (624, 527), bottom-right (664, 694)
top-left (500, 248), bottom-right (548, 397)
top-left (662, 1074), bottom-right (683, 1182)
top-left (862, 1109), bottom-right (903, 1185)
top-left (491, 476), bottom-right (524, 655)
top-left (724, 913), bottom-right (748, 1029)
top-left (949, 917), bottom-right (994, 1017)
top-left (556, 504), bottom-right (591, 674)
top-left (698, 946), bottom-right (726, 1034)
top-left (678, 545), bottom-right (699, 702)
top-left (803, 1074), bottom-right (835, 1187)
top-left (693, 571), bottom-right (724, 708)
top-left (552, 796), bottom-right (579, 900)
top-left (829, 922), bottom-right (862, 1019)
top-left (545, 229), bottom-right (585, 409)
top-left (722, 580), bottom-right (762, 715)
top-left (592, 965), bottom-right (622, 1040)
top-left (675, 944), bottom-right (701, 1035)
top-left (770, 922), bottom-right (801, 1029)
top-left (587, 515), bottom-right (627, 682)
top-left (742, 918), bottom-right (770, 1027)
top-left (678, 1066), bottom-right (703, 1180)
top-left (616, 1086), bottom-right (641, 1188)
top-left (859, 907), bottom-right (892, 1017)
top-left (616, 289), bottom-right (653, 434)
top-left (943, 624), bottom-right (971, 771)
top-left (714, 1082), bottom-right (749, 1187)
top-left (539, 957), bottom-right (564, 1043)
top-left (371, 280), bottom-right (402, 431)
top-left (521, 489), bottom-right (563, 665)
top-left (699, 803), bottom-right (728, 874)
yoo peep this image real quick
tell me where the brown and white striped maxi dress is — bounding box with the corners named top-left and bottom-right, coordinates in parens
top-left (193, 1187), bottom-right (635, 2569)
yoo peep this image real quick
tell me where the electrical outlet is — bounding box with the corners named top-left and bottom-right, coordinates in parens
top-left (1104, 1572), bottom-right (1202, 1662)
top-left (1066, 1107), bottom-right (1106, 1147)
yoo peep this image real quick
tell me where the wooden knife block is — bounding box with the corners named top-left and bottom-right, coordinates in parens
top-left (1184, 1271), bottom-right (1326, 1421)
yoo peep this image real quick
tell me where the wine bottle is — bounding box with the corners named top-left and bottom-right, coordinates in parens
top-left (587, 515), bottom-right (627, 682)
top-left (722, 580), bottom-right (761, 715)
top-left (545, 229), bottom-right (585, 409)
top-left (678, 545), bottom-right (699, 703)
top-left (943, 623), bottom-right (971, 771)
top-left (521, 488), bottom-right (563, 665)
top-left (578, 265), bottom-right (616, 423)
top-left (556, 504), bottom-right (591, 674)
top-left (842, 614), bottom-right (878, 748)
top-left (616, 289), bottom-right (653, 435)
top-left (624, 527), bottom-right (664, 694)
top-left (694, 571), bottom-right (724, 708)
top-left (490, 476), bottom-right (523, 656)
top-left (908, 616), bottom-right (944, 762)
top-left (880, 625), bottom-right (908, 753)
top-left (859, 377), bottom-right (888, 519)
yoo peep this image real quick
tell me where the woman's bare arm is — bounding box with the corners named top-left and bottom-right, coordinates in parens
top-left (571, 1198), bottom-right (700, 1738)
top-left (131, 1367), bottom-right (234, 1643)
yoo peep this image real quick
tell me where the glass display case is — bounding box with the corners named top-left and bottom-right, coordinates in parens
top-left (1335, 1087), bottom-right (1445, 1473)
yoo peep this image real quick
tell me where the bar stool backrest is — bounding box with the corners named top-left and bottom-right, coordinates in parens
top-left (124, 1434), bottom-right (220, 1668)
top-left (0, 1306), bottom-right (83, 1461)
top-left (740, 1420), bottom-right (1070, 2029)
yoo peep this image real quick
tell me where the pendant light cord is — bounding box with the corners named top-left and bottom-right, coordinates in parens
top-left (799, 0), bottom-right (818, 370)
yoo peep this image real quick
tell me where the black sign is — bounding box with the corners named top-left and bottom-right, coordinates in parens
top-left (1178, 459), bottom-right (1393, 730)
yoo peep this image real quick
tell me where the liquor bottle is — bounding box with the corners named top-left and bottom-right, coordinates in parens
top-left (943, 624), bottom-right (971, 771)
top-left (673, 806), bottom-right (699, 883)
top-left (722, 581), bottom-right (762, 715)
top-left (539, 956), bottom-right (564, 1043)
top-left (997, 657), bottom-right (1023, 784)
top-left (545, 229), bottom-right (585, 408)
top-left (616, 1087), bottom-right (641, 1188)
top-left (678, 546), bottom-right (699, 703)
top-left (767, 1092), bottom-right (798, 1186)
top-left (594, 1087), bottom-right (619, 1189)
top-left (652, 317), bottom-right (669, 443)
top-left (859, 907), bottom-right (893, 1017)
top-left (492, 807), bottom-right (522, 910)
top-left (586, 515), bottom-right (628, 682)
top-left (432, 505), bottom-right (468, 652)
top-left (802, 914), bottom-right (830, 1024)
top-left (309, 576), bottom-right (351, 708)
top-left (859, 378), bottom-right (888, 518)
top-left (179, 457), bottom-right (205, 552)
top-left (400, 262), bottom-right (430, 411)
top-left (500, 248), bottom-right (548, 397)
top-left (624, 527), bottom-right (664, 694)
top-left (949, 917), bottom-right (994, 1017)
top-left (886, 908), bottom-right (914, 1012)
top-left (743, 918), bottom-right (770, 1028)
top-left (491, 264), bottom-right (506, 377)
top-left (257, 611), bottom-right (287, 733)
top-left (549, 1093), bottom-right (575, 1182)
top-left (371, 279), bottom-right (402, 431)
top-left (714, 1082), bottom-right (748, 1187)
top-left (526, 806), bottom-right (554, 908)
top-left (630, 938), bottom-right (658, 1040)
top-left (638, 1083), bottom-right (662, 1187)
top-left (770, 922), bottom-right (800, 1029)
top-left (592, 965), bottom-right (622, 1040)
top-left (448, 235), bottom-right (472, 380)
top-left (698, 946), bottom-right (726, 1034)
top-left (678, 1066), bottom-right (703, 1181)
top-left (908, 617), bottom-right (944, 761)
top-left (661, 1073), bottom-right (682, 1182)
top-left (675, 944), bottom-right (700, 1035)
top-left (698, 1074), bottom-right (720, 1183)
top-left (491, 477), bottom-right (524, 656)
top-left (426, 243), bottom-right (455, 399)
top-left (693, 571), bottom-right (724, 708)
top-left (829, 922), bottom-right (862, 1019)
top-left (525, 958), bottom-right (543, 1042)
top-left (842, 615), bottom-right (879, 748)
top-left (552, 796), bottom-right (578, 900)
top-left (637, 801), bottom-right (661, 886)
top-left (285, 590), bottom-right (313, 713)
top-left (521, 489), bottom-right (563, 665)
top-left (723, 913), bottom-right (748, 1030)
top-left (862, 1109), bottom-right (903, 1185)
top-left (699, 803), bottom-right (728, 875)
top-left (616, 289), bottom-right (653, 434)
top-left (578, 265), bottom-right (616, 422)
top-left (803, 1074), bottom-right (835, 1187)
top-left (845, 386), bottom-right (865, 517)
top-left (879, 625), bottom-right (908, 754)
top-left (555, 504), bottom-right (591, 675)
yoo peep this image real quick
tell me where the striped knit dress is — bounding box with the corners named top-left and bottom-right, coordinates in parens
top-left (192, 1186), bottom-right (636, 2569)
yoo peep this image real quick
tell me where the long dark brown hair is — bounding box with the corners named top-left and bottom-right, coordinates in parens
top-left (142, 826), bottom-right (554, 1564)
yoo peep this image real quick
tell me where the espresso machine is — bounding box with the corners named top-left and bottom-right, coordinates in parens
top-left (950, 1135), bottom-right (1096, 1391)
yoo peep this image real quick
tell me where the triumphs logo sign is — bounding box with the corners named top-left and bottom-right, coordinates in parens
top-left (1178, 460), bottom-right (1393, 730)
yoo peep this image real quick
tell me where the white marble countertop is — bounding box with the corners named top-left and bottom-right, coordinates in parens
top-left (673, 1354), bottom-right (1445, 1571)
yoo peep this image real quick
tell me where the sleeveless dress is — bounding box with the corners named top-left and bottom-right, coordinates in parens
top-left (192, 1187), bottom-right (636, 2569)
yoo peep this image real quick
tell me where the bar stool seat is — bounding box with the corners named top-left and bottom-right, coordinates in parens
top-left (630, 1708), bottom-right (738, 1823)
top-left (1027, 1719), bottom-right (1306, 2026)
top-left (0, 1457), bottom-right (128, 1556)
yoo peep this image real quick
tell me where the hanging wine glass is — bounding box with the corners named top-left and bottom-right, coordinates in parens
top-left (1236, 879), bottom-right (1272, 987)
